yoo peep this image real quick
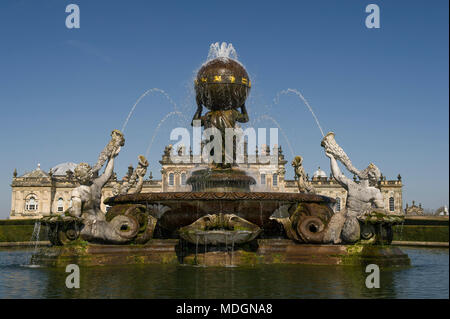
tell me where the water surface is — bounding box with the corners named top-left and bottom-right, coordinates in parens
top-left (0, 247), bottom-right (447, 298)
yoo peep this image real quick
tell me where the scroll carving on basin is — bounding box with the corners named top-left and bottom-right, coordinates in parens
top-left (270, 202), bottom-right (335, 244)
top-left (178, 213), bottom-right (262, 245)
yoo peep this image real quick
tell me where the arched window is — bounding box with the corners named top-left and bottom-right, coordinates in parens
top-left (389, 197), bottom-right (395, 212)
top-left (261, 174), bottom-right (266, 185)
top-left (272, 173), bottom-right (278, 187)
top-left (25, 196), bottom-right (38, 211)
top-left (336, 198), bottom-right (341, 212)
top-left (168, 173), bottom-right (174, 186)
top-left (181, 173), bottom-right (186, 186)
top-left (57, 197), bottom-right (64, 212)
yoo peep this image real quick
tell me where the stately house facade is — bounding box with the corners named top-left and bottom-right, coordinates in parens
top-left (9, 145), bottom-right (403, 219)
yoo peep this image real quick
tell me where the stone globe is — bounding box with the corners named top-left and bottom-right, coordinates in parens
top-left (195, 58), bottom-right (251, 111)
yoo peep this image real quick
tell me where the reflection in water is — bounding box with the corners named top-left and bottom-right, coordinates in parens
top-left (0, 247), bottom-right (448, 299)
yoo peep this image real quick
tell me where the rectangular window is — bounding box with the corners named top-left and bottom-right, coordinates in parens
top-left (273, 173), bottom-right (278, 186)
top-left (261, 174), bottom-right (266, 185)
top-left (389, 197), bottom-right (395, 212)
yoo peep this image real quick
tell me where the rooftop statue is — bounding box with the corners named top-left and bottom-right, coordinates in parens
top-left (292, 156), bottom-right (315, 194)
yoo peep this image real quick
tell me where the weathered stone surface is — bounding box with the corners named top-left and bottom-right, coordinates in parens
top-left (341, 217), bottom-right (361, 243)
top-left (178, 213), bottom-right (261, 245)
top-left (31, 239), bottom-right (410, 267)
top-left (31, 240), bottom-right (180, 267)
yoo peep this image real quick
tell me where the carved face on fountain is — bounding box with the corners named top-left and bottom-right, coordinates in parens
top-left (360, 163), bottom-right (381, 186)
top-left (195, 58), bottom-right (251, 111)
top-left (74, 163), bottom-right (94, 185)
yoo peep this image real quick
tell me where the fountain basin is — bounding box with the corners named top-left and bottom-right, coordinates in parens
top-left (187, 168), bottom-right (256, 192)
top-left (177, 212), bottom-right (263, 245)
top-left (104, 191), bottom-right (335, 237)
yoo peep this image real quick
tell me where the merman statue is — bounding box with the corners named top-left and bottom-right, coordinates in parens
top-left (69, 130), bottom-right (124, 221)
top-left (61, 130), bottom-right (149, 244)
top-left (321, 132), bottom-right (385, 243)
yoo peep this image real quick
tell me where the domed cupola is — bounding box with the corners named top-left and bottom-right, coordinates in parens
top-left (313, 166), bottom-right (327, 179)
top-left (51, 162), bottom-right (77, 176)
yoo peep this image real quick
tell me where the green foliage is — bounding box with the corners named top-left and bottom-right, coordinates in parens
top-left (393, 225), bottom-right (448, 242)
top-left (0, 219), bottom-right (41, 225)
top-left (64, 238), bottom-right (89, 247)
top-left (0, 225), bottom-right (48, 242)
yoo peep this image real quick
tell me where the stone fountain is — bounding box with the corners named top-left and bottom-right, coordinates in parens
top-left (33, 43), bottom-right (409, 267)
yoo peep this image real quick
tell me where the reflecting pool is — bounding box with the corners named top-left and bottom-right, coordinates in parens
top-left (0, 247), bottom-right (447, 298)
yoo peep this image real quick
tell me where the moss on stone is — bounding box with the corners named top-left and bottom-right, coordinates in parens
top-left (134, 256), bottom-right (146, 264)
top-left (233, 225), bottom-right (253, 231)
top-left (271, 253), bottom-right (284, 263)
top-left (346, 243), bottom-right (364, 255)
top-left (161, 254), bottom-right (178, 264)
top-left (238, 250), bottom-right (263, 266)
top-left (183, 255), bottom-right (197, 265)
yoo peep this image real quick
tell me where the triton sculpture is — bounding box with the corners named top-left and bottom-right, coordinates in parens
top-left (43, 131), bottom-right (154, 245)
top-left (321, 132), bottom-right (404, 244)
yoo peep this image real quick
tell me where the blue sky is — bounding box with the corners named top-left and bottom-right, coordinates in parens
top-left (0, 0), bottom-right (448, 218)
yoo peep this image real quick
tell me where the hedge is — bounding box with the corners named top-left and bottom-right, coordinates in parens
top-left (393, 225), bottom-right (449, 242)
top-left (0, 224), bottom-right (48, 242)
